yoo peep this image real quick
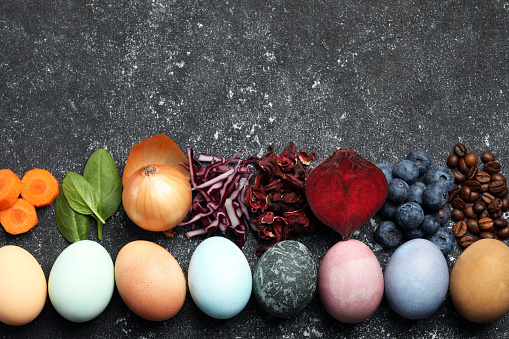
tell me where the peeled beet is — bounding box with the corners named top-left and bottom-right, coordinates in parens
top-left (305, 149), bottom-right (388, 240)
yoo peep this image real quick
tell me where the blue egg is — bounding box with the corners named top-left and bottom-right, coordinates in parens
top-left (384, 239), bottom-right (449, 320)
top-left (188, 236), bottom-right (252, 319)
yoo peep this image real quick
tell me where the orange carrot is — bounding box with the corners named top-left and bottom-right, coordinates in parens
top-left (0, 198), bottom-right (38, 235)
top-left (20, 168), bottom-right (59, 207)
top-left (0, 169), bottom-right (21, 210)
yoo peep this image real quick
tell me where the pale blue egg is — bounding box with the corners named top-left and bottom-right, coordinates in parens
top-left (188, 236), bottom-right (252, 319)
top-left (384, 238), bottom-right (449, 320)
top-left (48, 240), bottom-right (115, 322)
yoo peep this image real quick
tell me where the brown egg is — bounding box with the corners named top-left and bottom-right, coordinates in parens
top-left (450, 239), bottom-right (509, 323)
top-left (115, 240), bottom-right (186, 321)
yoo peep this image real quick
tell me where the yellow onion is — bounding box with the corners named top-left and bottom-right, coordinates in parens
top-left (122, 164), bottom-right (192, 232)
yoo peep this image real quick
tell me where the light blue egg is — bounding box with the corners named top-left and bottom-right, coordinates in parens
top-left (384, 238), bottom-right (449, 320)
top-left (188, 236), bottom-right (252, 319)
top-left (48, 240), bottom-right (115, 322)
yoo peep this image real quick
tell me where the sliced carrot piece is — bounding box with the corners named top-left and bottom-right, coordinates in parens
top-left (20, 169), bottom-right (59, 207)
top-left (0, 169), bottom-right (21, 210)
top-left (122, 134), bottom-right (190, 185)
top-left (0, 198), bottom-right (38, 235)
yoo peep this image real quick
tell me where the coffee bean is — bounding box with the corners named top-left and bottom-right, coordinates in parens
top-left (473, 200), bottom-right (486, 214)
top-left (466, 166), bottom-right (478, 180)
top-left (447, 154), bottom-right (460, 168)
top-left (489, 181), bottom-right (506, 194)
top-left (466, 219), bottom-right (481, 235)
top-left (449, 186), bottom-right (460, 201)
top-left (498, 226), bottom-right (509, 239)
top-left (481, 152), bottom-right (496, 163)
top-left (502, 197), bottom-right (509, 211)
top-left (491, 210), bottom-right (503, 219)
top-left (481, 192), bottom-right (495, 204)
top-left (469, 191), bottom-right (480, 202)
top-left (459, 157), bottom-right (468, 173)
top-left (452, 170), bottom-right (466, 184)
top-left (454, 143), bottom-right (468, 157)
top-left (480, 183), bottom-right (490, 193)
top-left (451, 209), bottom-right (465, 221)
top-left (480, 232), bottom-right (498, 240)
top-left (480, 209), bottom-right (490, 219)
top-left (451, 197), bottom-right (466, 210)
top-left (464, 206), bottom-right (477, 219)
top-left (485, 161), bottom-right (501, 174)
top-left (459, 235), bottom-right (476, 248)
top-left (494, 218), bottom-right (508, 228)
top-left (460, 186), bottom-right (472, 200)
top-left (488, 198), bottom-right (502, 212)
top-left (464, 180), bottom-right (481, 191)
top-left (479, 217), bottom-right (495, 230)
top-left (464, 152), bottom-right (478, 167)
top-left (494, 187), bottom-right (508, 198)
top-left (491, 173), bottom-right (506, 182)
top-left (476, 171), bottom-right (491, 184)
top-left (453, 221), bottom-right (468, 238)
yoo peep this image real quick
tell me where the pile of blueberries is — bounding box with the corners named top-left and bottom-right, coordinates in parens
top-left (374, 150), bottom-right (456, 255)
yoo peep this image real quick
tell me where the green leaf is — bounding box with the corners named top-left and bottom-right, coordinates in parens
top-left (83, 148), bottom-right (123, 239)
top-left (55, 184), bottom-right (90, 243)
top-left (62, 171), bottom-right (106, 225)
top-left (83, 148), bottom-right (122, 219)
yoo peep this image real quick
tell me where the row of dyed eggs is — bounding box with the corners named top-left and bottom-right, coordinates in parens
top-left (1, 236), bottom-right (509, 326)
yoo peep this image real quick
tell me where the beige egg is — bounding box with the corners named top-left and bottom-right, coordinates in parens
top-left (0, 245), bottom-right (47, 326)
top-left (450, 239), bottom-right (509, 323)
top-left (115, 240), bottom-right (186, 321)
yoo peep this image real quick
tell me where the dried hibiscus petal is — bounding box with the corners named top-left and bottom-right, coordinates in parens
top-left (245, 142), bottom-right (317, 255)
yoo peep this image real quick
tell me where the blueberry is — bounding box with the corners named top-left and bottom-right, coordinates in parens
top-left (422, 182), bottom-right (449, 211)
top-left (407, 182), bottom-right (426, 205)
top-left (433, 206), bottom-right (451, 226)
top-left (403, 226), bottom-right (425, 240)
top-left (424, 166), bottom-right (455, 191)
top-left (376, 163), bottom-right (393, 184)
top-left (375, 220), bottom-right (403, 249)
top-left (429, 227), bottom-right (455, 255)
top-left (421, 214), bottom-right (440, 235)
top-left (395, 202), bottom-right (425, 230)
top-left (406, 149), bottom-right (432, 175)
top-left (392, 159), bottom-right (420, 185)
top-left (388, 179), bottom-right (410, 203)
top-left (379, 200), bottom-right (400, 219)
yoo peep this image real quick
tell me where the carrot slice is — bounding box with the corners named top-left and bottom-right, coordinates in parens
top-left (122, 134), bottom-right (190, 185)
top-left (20, 169), bottom-right (59, 207)
top-left (0, 169), bottom-right (21, 210)
top-left (0, 198), bottom-right (38, 235)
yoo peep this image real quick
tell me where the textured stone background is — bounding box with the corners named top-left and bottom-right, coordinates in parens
top-left (1, 0), bottom-right (509, 337)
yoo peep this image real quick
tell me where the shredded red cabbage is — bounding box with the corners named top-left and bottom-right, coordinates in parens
top-left (174, 148), bottom-right (252, 248)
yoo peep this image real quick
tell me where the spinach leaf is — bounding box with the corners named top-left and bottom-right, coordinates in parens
top-left (83, 148), bottom-right (122, 239)
top-left (62, 171), bottom-right (106, 225)
top-left (55, 184), bottom-right (90, 243)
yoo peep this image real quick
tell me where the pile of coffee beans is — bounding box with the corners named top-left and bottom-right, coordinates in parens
top-left (447, 143), bottom-right (509, 247)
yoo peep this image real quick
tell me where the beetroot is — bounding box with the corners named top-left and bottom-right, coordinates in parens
top-left (305, 149), bottom-right (388, 240)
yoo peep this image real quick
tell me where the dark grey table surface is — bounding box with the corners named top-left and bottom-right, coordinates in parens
top-left (1, 0), bottom-right (509, 338)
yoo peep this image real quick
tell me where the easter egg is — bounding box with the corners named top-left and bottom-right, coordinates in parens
top-left (384, 238), bottom-right (449, 320)
top-left (450, 239), bottom-right (509, 323)
top-left (0, 246), bottom-right (47, 326)
top-left (48, 240), bottom-right (114, 322)
top-left (318, 239), bottom-right (384, 323)
top-left (115, 240), bottom-right (186, 321)
top-left (253, 240), bottom-right (317, 317)
top-left (188, 236), bottom-right (252, 319)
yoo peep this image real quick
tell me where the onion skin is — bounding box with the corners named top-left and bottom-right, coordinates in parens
top-left (122, 164), bottom-right (192, 232)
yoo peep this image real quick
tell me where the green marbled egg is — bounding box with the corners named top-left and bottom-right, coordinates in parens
top-left (253, 240), bottom-right (317, 318)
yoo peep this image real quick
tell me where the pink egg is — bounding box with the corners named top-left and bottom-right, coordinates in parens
top-left (318, 239), bottom-right (384, 323)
